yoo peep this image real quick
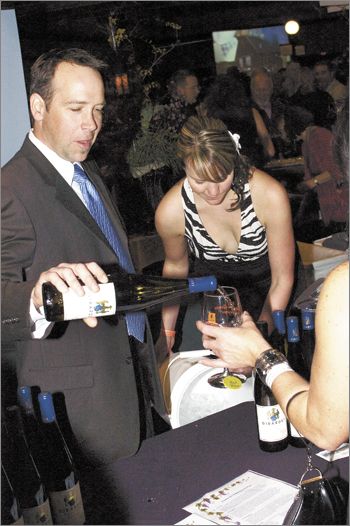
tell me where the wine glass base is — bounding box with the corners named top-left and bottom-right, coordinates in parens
top-left (207, 371), bottom-right (247, 389)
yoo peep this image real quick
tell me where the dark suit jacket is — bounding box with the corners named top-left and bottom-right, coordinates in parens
top-left (1, 136), bottom-right (167, 466)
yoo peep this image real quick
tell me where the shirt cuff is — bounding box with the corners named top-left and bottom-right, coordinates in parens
top-left (30, 299), bottom-right (53, 339)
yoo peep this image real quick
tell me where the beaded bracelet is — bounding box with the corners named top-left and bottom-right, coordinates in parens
top-left (163, 329), bottom-right (176, 337)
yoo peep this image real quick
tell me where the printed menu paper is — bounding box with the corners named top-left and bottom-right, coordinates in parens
top-left (175, 514), bottom-right (216, 525)
top-left (181, 470), bottom-right (298, 525)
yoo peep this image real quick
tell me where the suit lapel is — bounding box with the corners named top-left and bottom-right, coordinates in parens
top-left (55, 174), bottom-right (110, 247)
top-left (22, 137), bottom-right (121, 253)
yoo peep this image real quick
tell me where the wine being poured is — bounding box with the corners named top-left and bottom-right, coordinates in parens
top-left (201, 286), bottom-right (246, 389)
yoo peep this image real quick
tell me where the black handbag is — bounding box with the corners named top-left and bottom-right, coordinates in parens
top-left (283, 447), bottom-right (349, 525)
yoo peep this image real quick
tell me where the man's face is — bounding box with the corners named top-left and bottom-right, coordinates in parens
top-left (313, 64), bottom-right (333, 91)
top-left (251, 74), bottom-right (273, 107)
top-left (32, 62), bottom-right (105, 163)
top-left (177, 75), bottom-right (200, 104)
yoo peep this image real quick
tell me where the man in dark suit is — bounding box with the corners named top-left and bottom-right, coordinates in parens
top-left (1, 48), bottom-right (170, 468)
top-left (250, 67), bottom-right (286, 159)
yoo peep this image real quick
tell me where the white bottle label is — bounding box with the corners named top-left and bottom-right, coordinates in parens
top-left (22, 498), bottom-right (53, 525)
top-left (49, 481), bottom-right (85, 525)
top-left (256, 404), bottom-right (288, 442)
top-left (63, 283), bottom-right (116, 320)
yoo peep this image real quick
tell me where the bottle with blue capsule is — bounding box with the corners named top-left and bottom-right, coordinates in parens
top-left (286, 316), bottom-right (309, 380)
top-left (271, 310), bottom-right (287, 356)
top-left (286, 316), bottom-right (310, 448)
top-left (4, 406), bottom-right (53, 525)
top-left (42, 271), bottom-right (217, 322)
top-left (38, 392), bottom-right (85, 525)
top-left (17, 386), bottom-right (49, 486)
top-left (300, 308), bottom-right (315, 375)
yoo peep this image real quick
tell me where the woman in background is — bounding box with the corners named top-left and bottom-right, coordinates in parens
top-left (155, 115), bottom-right (295, 352)
top-left (285, 91), bottom-right (348, 239)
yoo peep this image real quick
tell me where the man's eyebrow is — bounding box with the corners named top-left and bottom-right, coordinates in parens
top-left (64, 100), bottom-right (105, 106)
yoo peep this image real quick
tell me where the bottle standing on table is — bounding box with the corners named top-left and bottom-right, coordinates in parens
top-left (271, 310), bottom-right (287, 356)
top-left (17, 386), bottom-right (49, 486)
top-left (254, 321), bottom-right (289, 452)
top-left (286, 316), bottom-right (309, 380)
top-left (286, 316), bottom-right (310, 448)
top-left (38, 392), bottom-right (85, 525)
top-left (1, 463), bottom-right (24, 525)
top-left (42, 272), bottom-right (217, 322)
top-left (4, 406), bottom-right (53, 525)
top-left (300, 308), bottom-right (315, 376)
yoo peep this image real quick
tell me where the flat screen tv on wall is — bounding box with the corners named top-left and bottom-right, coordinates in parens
top-left (212, 26), bottom-right (289, 75)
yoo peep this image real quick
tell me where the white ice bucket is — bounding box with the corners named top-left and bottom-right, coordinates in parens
top-left (161, 351), bottom-right (254, 428)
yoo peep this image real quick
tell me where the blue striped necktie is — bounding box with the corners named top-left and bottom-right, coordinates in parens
top-left (73, 163), bottom-right (145, 341)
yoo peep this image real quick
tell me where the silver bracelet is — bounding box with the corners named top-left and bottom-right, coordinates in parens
top-left (255, 348), bottom-right (292, 387)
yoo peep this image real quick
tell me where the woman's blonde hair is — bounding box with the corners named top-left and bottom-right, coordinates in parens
top-left (177, 115), bottom-right (251, 209)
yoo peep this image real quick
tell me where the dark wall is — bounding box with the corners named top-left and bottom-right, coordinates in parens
top-left (4, 1), bottom-right (349, 95)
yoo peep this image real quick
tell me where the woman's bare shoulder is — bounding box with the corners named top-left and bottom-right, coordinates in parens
top-left (249, 168), bottom-right (289, 205)
top-left (155, 178), bottom-right (185, 234)
top-left (322, 260), bottom-right (349, 294)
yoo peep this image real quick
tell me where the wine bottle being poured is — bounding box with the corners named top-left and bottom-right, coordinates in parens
top-left (42, 271), bottom-right (217, 322)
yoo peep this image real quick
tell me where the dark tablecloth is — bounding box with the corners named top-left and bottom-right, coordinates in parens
top-left (80, 401), bottom-right (348, 525)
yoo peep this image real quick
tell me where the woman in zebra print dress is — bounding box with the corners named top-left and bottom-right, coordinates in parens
top-left (155, 115), bottom-right (295, 351)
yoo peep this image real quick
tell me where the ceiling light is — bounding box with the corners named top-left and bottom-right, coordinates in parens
top-left (285, 20), bottom-right (300, 35)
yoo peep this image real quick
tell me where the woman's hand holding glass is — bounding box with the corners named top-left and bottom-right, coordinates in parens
top-left (201, 286), bottom-right (248, 388)
top-left (197, 310), bottom-right (269, 373)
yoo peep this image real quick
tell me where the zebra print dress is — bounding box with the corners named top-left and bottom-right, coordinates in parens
top-left (182, 178), bottom-right (268, 262)
top-left (181, 178), bottom-right (272, 320)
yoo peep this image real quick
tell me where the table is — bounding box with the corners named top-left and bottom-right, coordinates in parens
top-left (80, 402), bottom-right (348, 525)
top-left (265, 157), bottom-right (305, 193)
top-left (297, 240), bottom-right (348, 283)
top-left (265, 156), bottom-right (304, 177)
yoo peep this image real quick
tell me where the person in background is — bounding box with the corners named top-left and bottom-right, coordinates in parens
top-left (150, 69), bottom-right (200, 134)
top-left (250, 68), bottom-right (286, 158)
top-left (313, 58), bottom-right (348, 106)
top-left (285, 91), bottom-right (348, 240)
top-left (202, 72), bottom-right (275, 168)
top-left (272, 67), bottom-right (287, 98)
top-left (281, 61), bottom-right (302, 101)
top-left (147, 69), bottom-right (201, 196)
top-left (196, 97), bottom-right (349, 451)
top-left (1, 48), bottom-right (170, 469)
top-left (287, 66), bottom-right (315, 107)
top-left (155, 115), bottom-right (295, 352)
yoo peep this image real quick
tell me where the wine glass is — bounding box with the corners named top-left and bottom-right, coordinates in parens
top-left (201, 286), bottom-right (246, 389)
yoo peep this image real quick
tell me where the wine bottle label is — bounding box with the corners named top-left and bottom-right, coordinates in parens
top-left (49, 482), bottom-right (85, 525)
top-left (63, 283), bottom-right (116, 320)
top-left (290, 422), bottom-right (304, 438)
top-left (22, 499), bottom-right (53, 525)
top-left (256, 404), bottom-right (288, 441)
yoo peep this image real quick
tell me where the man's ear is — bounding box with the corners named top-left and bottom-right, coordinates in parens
top-left (30, 93), bottom-right (46, 121)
